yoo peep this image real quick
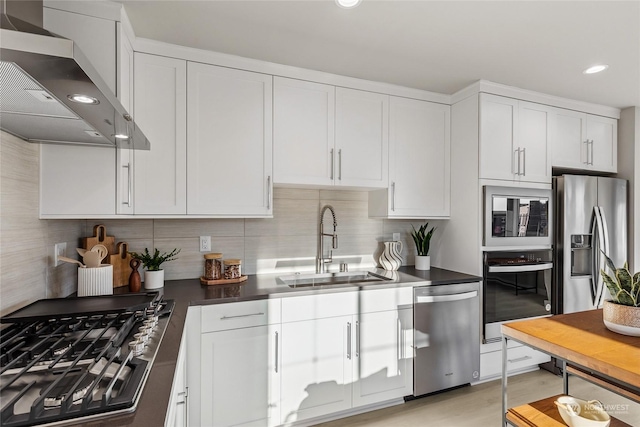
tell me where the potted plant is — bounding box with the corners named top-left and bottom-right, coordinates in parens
top-left (129, 248), bottom-right (180, 289)
top-left (600, 253), bottom-right (640, 336)
top-left (411, 222), bottom-right (436, 270)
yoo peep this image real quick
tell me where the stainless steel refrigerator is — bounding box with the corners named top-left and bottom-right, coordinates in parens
top-left (553, 175), bottom-right (627, 314)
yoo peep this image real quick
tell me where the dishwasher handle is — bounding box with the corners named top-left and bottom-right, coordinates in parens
top-left (415, 290), bottom-right (478, 304)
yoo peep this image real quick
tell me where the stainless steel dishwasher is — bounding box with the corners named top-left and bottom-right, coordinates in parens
top-left (413, 281), bottom-right (480, 396)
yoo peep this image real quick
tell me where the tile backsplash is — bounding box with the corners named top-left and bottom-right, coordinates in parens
top-left (87, 189), bottom-right (446, 281)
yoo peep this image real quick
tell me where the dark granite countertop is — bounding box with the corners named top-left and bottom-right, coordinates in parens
top-left (69, 266), bottom-right (480, 426)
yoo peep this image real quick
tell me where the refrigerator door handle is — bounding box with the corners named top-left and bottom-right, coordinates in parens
top-left (591, 206), bottom-right (608, 307)
top-left (595, 207), bottom-right (610, 307)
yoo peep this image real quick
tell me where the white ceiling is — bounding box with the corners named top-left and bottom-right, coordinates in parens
top-left (119, 0), bottom-right (640, 109)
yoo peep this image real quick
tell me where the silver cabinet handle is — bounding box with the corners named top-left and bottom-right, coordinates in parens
top-left (391, 182), bottom-right (396, 211)
top-left (508, 355), bottom-right (532, 364)
top-left (355, 320), bottom-right (360, 358)
top-left (338, 149), bottom-right (342, 181)
top-left (274, 331), bottom-right (279, 373)
top-left (415, 290), bottom-right (478, 303)
top-left (513, 148), bottom-right (518, 175)
top-left (521, 147), bottom-right (526, 176)
top-left (589, 140), bottom-right (594, 165)
top-left (267, 175), bottom-right (271, 210)
top-left (330, 148), bottom-right (334, 180)
top-left (347, 322), bottom-right (352, 360)
top-left (122, 163), bottom-right (132, 206)
top-left (583, 140), bottom-right (590, 164)
top-left (220, 312), bottom-right (264, 320)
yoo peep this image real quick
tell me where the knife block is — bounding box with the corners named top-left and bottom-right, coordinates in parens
top-left (78, 265), bottom-right (113, 297)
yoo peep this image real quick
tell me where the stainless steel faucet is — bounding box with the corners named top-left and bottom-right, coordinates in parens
top-left (316, 205), bottom-right (338, 273)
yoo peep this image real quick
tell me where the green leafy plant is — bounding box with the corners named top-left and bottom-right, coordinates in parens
top-left (410, 223), bottom-right (436, 256)
top-left (600, 252), bottom-right (640, 307)
top-left (129, 248), bottom-right (181, 271)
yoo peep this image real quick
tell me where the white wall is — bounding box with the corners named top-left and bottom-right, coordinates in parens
top-left (617, 107), bottom-right (640, 271)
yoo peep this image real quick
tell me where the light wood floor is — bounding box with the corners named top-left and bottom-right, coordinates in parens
top-left (315, 369), bottom-right (640, 427)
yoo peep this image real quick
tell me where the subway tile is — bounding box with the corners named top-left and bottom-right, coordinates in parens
top-left (85, 220), bottom-right (154, 242)
top-left (153, 237), bottom-right (244, 281)
top-left (318, 199), bottom-right (383, 236)
top-left (319, 189), bottom-right (369, 201)
top-left (245, 235), bottom-right (317, 274)
top-left (153, 219), bottom-right (244, 238)
top-left (245, 198), bottom-right (318, 237)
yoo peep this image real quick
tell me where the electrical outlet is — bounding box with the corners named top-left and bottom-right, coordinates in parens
top-left (54, 242), bottom-right (67, 267)
top-left (392, 233), bottom-right (401, 241)
top-left (199, 236), bottom-right (211, 252)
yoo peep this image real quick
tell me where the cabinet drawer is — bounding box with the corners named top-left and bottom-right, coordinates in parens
top-left (358, 287), bottom-right (413, 313)
top-left (281, 291), bottom-right (358, 322)
top-left (480, 344), bottom-right (550, 380)
top-left (201, 299), bottom-right (281, 332)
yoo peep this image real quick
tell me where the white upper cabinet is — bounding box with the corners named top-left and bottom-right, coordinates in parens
top-left (552, 109), bottom-right (617, 173)
top-left (479, 94), bottom-right (551, 184)
top-left (369, 97), bottom-right (450, 218)
top-left (273, 78), bottom-right (388, 189)
top-left (187, 63), bottom-right (273, 216)
top-left (133, 53), bottom-right (187, 215)
top-left (273, 77), bottom-right (335, 186)
top-left (335, 88), bottom-right (389, 188)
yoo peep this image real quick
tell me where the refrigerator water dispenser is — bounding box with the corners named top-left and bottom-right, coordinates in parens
top-left (570, 234), bottom-right (592, 276)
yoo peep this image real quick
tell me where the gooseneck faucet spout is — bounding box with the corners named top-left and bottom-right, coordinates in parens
top-left (317, 205), bottom-right (338, 273)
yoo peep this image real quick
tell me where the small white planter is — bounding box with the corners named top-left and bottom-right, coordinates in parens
top-left (415, 255), bottom-right (431, 271)
top-left (144, 269), bottom-right (165, 290)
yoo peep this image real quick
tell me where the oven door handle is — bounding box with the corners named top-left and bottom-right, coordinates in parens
top-left (415, 291), bottom-right (478, 304)
top-left (487, 262), bottom-right (553, 273)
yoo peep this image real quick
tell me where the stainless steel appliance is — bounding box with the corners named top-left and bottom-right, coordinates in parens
top-left (484, 186), bottom-right (552, 249)
top-left (413, 282), bottom-right (480, 396)
top-left (0, 293), bottom-right (173, 426)
top-left (0, 0), bottom-right (150, 149)
top-left (553, 175), bottom-right (627, 314)
top-left (483, 250), bottom-right (553, 343)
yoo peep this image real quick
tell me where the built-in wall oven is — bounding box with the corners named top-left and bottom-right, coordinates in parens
top-left (483, 250), bottom-right (553, 343)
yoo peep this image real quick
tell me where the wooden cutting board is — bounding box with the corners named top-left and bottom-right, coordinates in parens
top-left (83, 224), bottom-right (116, 255)
top-left (109, 242), bottom-right (132, 288)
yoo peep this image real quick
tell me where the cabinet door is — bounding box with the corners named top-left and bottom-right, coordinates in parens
top-left (386, 97), bottom-right (450, 218)
top-left (166, 329), bottom-right (188, 427)
top-left (187, 63), bottom-right (272, 216)
top-left (551, 108), bottom-right (588, 170)
top-left (335, 88), bottom-right (389, 188)
top-left (133, 53), bottom-right (187, 214)
top-left (352, 308), bottom-right (413, 407)
top-left (200, 325), bottom-right (280, 427)
top-left (518, 101), bottom-right (552, 183)
top-left (273, 77), bottom-right (335, 186)
top-left (587, 115), bottom-right (617, 173)
top-left (280, 317), bottom-right (352, 424)
top-left (40, 145), bottom-right (116, 217)
top-left (479, 93), bottom-right (519, 181)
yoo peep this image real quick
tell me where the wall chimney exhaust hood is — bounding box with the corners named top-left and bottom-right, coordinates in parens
top-left (0, 0), bottom-right (150, 150)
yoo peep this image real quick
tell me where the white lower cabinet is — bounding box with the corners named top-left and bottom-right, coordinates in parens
top-left (166, 325), bottom-right (188, 427)
top-left (280, 316), bottom-right (353, 424)
top-left (188, 290), bottom-right (413, 427)
top-left (352, 308), bottom-right (413, 407)
top-left (479, 343), bottom-right (550, 381)
top-left (200, 325), bottom-right (281, 427)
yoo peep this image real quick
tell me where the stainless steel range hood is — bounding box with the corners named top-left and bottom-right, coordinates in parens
top-left (0, 0), bottom-right (149, 150)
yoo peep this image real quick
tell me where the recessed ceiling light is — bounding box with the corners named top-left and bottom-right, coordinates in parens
top-left (583, 65), bottom-right (609, 75)
top-left (67, 94), bottom-right (100, 105)
top-left (335, 0), bottom-right (362, 9)
top-left (113, 134), bottom-right (129, 140)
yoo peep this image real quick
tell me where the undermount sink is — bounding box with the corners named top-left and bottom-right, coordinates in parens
top-left (277, 271), bottom-right (392, 288)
